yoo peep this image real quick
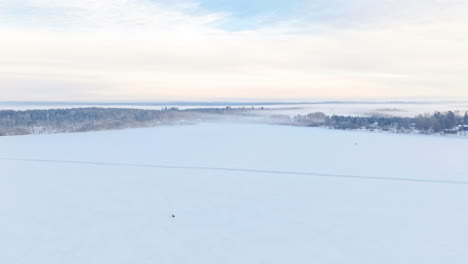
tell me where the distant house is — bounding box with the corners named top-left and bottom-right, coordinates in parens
top-left (444, 129), bottom-right (458, 134)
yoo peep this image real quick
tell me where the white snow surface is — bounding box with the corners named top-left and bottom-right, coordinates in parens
top-left (1, 123), bottom-right (468, 264)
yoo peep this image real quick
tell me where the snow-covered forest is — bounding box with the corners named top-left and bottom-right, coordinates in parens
top-left (0, 107), bottom-right (258, 136)
top-left (1, 107), bottom-right (467, 136)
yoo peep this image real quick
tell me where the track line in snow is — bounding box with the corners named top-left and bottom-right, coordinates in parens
top-left (2, 157), bottom-right (468, 186)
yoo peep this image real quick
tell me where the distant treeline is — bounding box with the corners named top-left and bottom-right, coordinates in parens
top-left (0, 107), bottom-right (255, 136)
top-left (277, 111), bottom-right (468, 134)
top-left (2, 107), bottom-right (467, 136)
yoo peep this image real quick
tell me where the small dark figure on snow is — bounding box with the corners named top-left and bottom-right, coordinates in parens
top-left (172, 214), bottom-right (175, 218)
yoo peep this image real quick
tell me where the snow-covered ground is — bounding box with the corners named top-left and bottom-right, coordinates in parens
top-left (1, 123), bottom-right (468, 263)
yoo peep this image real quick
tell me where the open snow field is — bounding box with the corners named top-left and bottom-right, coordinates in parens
top-left (1, 123), bottom-right (468, 263)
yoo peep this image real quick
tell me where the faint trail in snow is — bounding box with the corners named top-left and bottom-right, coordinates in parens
top-left (2, 157), bottom-right (468, 185)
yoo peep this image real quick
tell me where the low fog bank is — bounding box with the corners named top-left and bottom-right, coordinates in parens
top-left (1, 106), bottom-right (467, 137)
top-left (2, 101), bottom-right (468, 117)
top-left (0, 107), bottom-right (265, 136)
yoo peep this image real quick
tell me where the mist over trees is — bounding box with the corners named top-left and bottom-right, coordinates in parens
top-left (0, 107), bottom-right (254, 136)
top-left (283, 111), bottom-right (468, 134)
top-left (1, 107), bottom-right (467, 137)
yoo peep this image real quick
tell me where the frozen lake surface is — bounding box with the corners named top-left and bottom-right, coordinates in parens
top-left (1, 124), bottom-right (468, 263)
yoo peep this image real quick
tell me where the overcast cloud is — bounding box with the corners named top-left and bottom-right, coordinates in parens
top-left (1, 0), bottom-right (467, 101)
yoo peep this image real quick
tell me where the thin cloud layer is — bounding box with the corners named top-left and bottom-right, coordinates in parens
top-left (0, 0), bottom-right (467, 101)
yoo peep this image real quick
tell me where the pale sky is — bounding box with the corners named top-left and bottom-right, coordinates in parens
top-left (1, 0), bottom-right (468, 101)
